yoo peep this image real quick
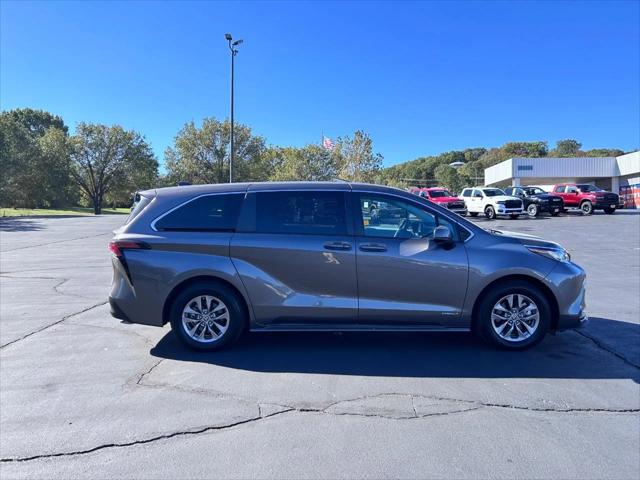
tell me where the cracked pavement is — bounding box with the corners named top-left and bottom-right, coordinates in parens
top-left (0, 213), bottom-right (639, 479)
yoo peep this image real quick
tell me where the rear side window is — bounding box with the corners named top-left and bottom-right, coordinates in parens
top-left (255, 191), bottom-right (347, 235)
top-left (126, 194), bottom-right (152, 225)
top-left (154, 194), bottom-right (244, 231)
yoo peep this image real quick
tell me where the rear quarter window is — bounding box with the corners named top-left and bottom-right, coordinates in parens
top-left (154, 193), bottom-right (244, 231)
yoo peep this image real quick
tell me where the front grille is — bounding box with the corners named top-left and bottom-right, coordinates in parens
top-left (447, 201), bottom-right (465, 210)
top-left (504, 200), bottom-right (522, 209)
top-left (550, 197), bottom-right (563, 204)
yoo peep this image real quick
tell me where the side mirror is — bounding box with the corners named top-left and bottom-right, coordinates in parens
top-left (433, 225), bottom-right (453, 245)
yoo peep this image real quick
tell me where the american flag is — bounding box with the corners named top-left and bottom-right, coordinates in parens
top-left (322, 135), bottom-right (335, 150)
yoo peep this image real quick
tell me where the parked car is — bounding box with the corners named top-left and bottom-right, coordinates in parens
top-left (410, 187), bottom-right (467, 216)
top-left (459, 187), bottom-right (524, 219)
top-left (109, 182), bottom-right (586, 352)
top-left (503, 186), bottom-right (564, 217)
top-left (551, 183), bottom-right (621, 214)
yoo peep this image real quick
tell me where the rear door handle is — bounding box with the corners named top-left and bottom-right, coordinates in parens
top-left (359, 243), bottom-right (387, 252)
top-left (323, 241), bottom-right (352, 251)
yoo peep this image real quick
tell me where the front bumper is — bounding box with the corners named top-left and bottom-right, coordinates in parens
top-left (496, 206), bottom-right (523, 215)
top-left (537, 203), bottom-right (563, 213)
top-left (557, 312), bottom-right (588, 331)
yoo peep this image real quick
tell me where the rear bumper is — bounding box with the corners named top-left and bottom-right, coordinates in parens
top-left (109, 296), bottom-right (131, 322)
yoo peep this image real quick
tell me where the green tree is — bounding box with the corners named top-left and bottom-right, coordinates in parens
top-left (583, 148), bottom-right (625, 157)
top-left (0, 109), bottom-right (74, 208)
top-left (268, 145), bottom-right (336, 181)
top-left (551, 139), bottom-right (582, 157)
top-left (434, 164), bottom-right (465, 193)
top-left (164, 118), bottom-right (267, 184)
top-left (70, 123), bottom-right (158, 214)
top-left (334, 130), bottom-right (383, 182)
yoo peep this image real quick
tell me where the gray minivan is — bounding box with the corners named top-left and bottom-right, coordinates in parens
top-left (109, 182), bottom-right (587, 351)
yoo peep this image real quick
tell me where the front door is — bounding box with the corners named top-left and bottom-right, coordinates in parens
top-left (353, 192), bottom-right (469, 326)
top-left (230, 189), bottom-right (358, 326)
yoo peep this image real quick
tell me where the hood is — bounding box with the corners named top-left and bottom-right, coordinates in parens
top-left (486, 228), bottom-right (562, 249)
top-left (531, 193), bottom-right (561, 200)
top-left (492, 195), bottom-right (521, 202)
top-left (430, 196), bottom-right (462, 203)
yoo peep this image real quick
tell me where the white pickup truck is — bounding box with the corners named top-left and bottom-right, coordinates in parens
top-left (459, 187), bottom-right (524, 220)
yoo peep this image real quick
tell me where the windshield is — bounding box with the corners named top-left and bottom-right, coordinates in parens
top-left (577, 184), bottom-right (603, 193)
top-left (482, 189), bottom-right (505, 197)
top-left (523, 187), bottom-right (545, 195)
top-left (429, 190), bottom-right (452, 198)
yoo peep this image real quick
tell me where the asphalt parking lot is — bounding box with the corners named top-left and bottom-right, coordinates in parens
top-left (1, 211), bottom-right (639, 479)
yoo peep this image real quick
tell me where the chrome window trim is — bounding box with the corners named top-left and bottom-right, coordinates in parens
top-left (150, 192), bottom-right (246, 232)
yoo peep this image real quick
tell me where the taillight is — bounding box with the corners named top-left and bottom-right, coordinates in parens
top-left (108, 240), bottom-right (149, 257)
top-left (108, 241), bottom-right (150, 285)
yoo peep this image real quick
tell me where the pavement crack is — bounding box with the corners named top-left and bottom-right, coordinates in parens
top-left (0, 408), bottom-right (295, 463)
top-left (574, 329), bottom-right (640, 369)
top-left (0, 301), bottom-right (108, 350)
top-left (136, 359), bottom-right (165, 385)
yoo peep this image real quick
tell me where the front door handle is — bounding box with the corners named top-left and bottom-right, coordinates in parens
top-left (359, 243), bottom-right (387, 252)
top-left (323, 241), bottom-right (352, 251)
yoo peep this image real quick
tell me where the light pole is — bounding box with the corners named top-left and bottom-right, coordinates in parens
top-left (225, 33), bottom-right (243, 183)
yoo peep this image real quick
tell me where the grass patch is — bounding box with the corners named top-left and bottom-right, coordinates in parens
top-left (0, 207), bottom-right (130, 217)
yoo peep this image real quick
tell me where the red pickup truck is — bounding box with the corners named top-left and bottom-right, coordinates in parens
top-left (409, 187), bottom-right (467, 215)
top-left (551, 183), bottom-right (622, 214)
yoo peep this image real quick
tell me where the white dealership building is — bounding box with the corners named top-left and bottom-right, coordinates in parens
top-left (484, 151), bottom-right (640, 208)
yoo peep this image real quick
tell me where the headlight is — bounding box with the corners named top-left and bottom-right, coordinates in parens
top-left (526, 245), bottom-right (571, 263)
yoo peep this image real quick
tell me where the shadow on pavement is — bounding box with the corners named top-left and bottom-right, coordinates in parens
top-left (0, 217), bottom-right (47, 232)
top-left (151, 317), bottom-right (639, 381)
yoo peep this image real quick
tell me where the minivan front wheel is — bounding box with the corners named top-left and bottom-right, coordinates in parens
top-left (169, 281), bottom-right (246, 351)
top-left (477, 281), bottom-right (550, 350)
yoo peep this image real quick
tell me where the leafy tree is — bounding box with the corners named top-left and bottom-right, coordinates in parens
top-left (70, 123), bottom-right (158, 214)
top-left (0, 109), bottom-right (75, 208)
top-left (334, 130), bottom-right (383, 182)
top-left (583, 148), bottom-right (625, 157)
top-left (164, 118), bottom-right (267, 185)
top-left (551, 139), bottom-right (582, 157)
top-left (268, 145), bottom-right (336, 181)
top-left (434, 164), bottom-right (464, 193)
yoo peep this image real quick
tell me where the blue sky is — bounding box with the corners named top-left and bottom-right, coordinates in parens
top-left (2, 0), bottom-right (639, 167)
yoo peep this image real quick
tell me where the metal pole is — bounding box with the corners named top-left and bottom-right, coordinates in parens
top-left (230, 48), bottom-right (234, 183)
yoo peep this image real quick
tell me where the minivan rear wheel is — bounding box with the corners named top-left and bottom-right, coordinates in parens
top-left (477, 281), bottom-right (550, 350)
top-left (169, 281), bottom-right (246, 351)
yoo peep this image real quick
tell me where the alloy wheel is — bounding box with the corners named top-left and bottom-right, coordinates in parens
top-left (490, 294), bottom-right (540, 343)
top-left (181, 295), bottom-right (230, 343)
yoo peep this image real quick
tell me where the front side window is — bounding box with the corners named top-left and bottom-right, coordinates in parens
top-left (255, 191), bottom-right (347, 235)
top-left (154, 194), bottom-right (244, 231)
top-left (524, 187), bottom-right (545, 195)
top-left (462, 189), bottom-right (472, 197)
top-left (554, 186), bottom-right (565, 193)
top-left (359, 194), bottom-right (456, 240)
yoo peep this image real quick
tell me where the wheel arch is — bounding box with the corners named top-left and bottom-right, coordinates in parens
top-left (471, 274), bottom-right (559, 333)
top-left (162, 275), bottom-right (252, 327)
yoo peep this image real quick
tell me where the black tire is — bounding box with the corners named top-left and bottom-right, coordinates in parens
top-left (527, 204), bottom-right (539, 217)
top-left (468, 212), bottom-right (479, 217)
top-left (476, 280), bottom-right (551, 350)
top-left (509, 214), bottom-right (519, 220)
top-left (604, 207), bottom-right (616, 214)
top-left (485, 205), bottom-right (496, 220)
top-left (580, 201), bottom-right (594, 215)
top-left (169, 281), bottom-right (246, 351)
